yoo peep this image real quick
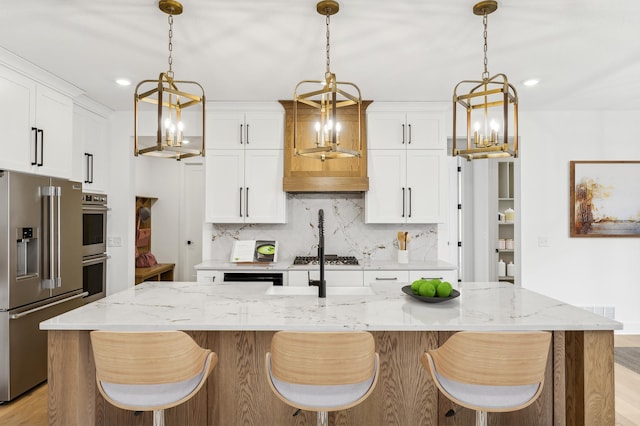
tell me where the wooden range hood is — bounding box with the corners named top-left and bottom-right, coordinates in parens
top-left (280, 100), bottom-right (371, 192)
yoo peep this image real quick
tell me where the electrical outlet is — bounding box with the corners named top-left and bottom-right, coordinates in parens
top-left (107, 236), bottom-right (122, 247)
top-left (538, 236), bottom-right (549, 247)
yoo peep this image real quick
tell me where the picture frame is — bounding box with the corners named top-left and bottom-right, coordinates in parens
top-left (570, 161), bottom-right (640, 237)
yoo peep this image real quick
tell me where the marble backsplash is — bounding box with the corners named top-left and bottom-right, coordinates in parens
top-left (204, 193), bottom-right (438, 264)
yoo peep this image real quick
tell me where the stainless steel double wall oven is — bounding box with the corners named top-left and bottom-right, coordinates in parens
top-left (82, 192), bottom-right (108, 303)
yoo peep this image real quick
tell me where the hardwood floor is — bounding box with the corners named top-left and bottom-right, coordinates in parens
top-left (1, 335), bottom-right (639, 426)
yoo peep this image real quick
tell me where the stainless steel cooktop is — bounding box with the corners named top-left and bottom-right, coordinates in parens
top-left (293, 255), bottom-right (359, 266)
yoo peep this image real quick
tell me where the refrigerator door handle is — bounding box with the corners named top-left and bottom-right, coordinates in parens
top-left (56, 186), bottom-right (62, 287)
top-left (9, 292), bottom-right (88, 320)
top-left (41, 185), bottom-right (61, 289)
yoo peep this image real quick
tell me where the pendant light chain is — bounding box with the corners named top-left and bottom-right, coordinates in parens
top-left (482, 10), bottom-right (489, 81)
top-left (167, 14), bottom-right (174, 78)
top-left (325, 9), bottom-right (331, 77)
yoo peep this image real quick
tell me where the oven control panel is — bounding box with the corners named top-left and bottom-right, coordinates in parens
top-left (82, 192), bottom-right (107, 205)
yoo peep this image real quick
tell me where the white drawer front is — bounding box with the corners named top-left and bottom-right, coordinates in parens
top-left (288, 270), bottom-right (364, 287)
top-left (363, 271), bottom-right (409, 286)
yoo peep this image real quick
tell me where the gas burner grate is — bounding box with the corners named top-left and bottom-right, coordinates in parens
top-left (293, 255), bottom-right (359, 266)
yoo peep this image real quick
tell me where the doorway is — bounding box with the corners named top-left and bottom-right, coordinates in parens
top-left (180, 162), bottom-right (204, 281)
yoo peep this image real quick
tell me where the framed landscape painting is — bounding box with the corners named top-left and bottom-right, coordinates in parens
top-left (570, 161), bottom-right (640, 237)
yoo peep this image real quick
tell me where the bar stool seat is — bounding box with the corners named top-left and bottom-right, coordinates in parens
top-left (90, 330), bottom-right (218, 426)
top-left (421, 331), bottom-right (551, 426)
top-left (265, 331), bottom-right (379, 426)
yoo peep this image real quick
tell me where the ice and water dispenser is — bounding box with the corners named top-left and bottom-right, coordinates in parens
top-left (16, 227), bottom-right (39, 279)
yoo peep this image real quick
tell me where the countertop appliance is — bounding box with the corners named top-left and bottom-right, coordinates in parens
top-left (0, 171), bottom-right (85, 402)
top-left (293, 255), bottom-right (359, 266)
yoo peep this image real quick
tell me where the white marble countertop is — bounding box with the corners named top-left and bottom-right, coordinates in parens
top-left (41, 281), bottom-right (622, 332)
top-left (194, 259), bottom-right (456, 271)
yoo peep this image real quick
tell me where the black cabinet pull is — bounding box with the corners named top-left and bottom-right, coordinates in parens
top-left (37, 129), bottom-right (44, 166)
top-left (401, 187), bottom-right (405, 218)
top-left (408, 124), bottom-right (412, 144)
top-left (246, 124), bottom-right (250, 144)
top-left (239, 187), bottom-right (243, 217)
top-left (240, 124), bottom-right (243, 144)
top-left (31, 127), bottom-right (38, 165)
top-left (245, 187), bottom-right (249, 217)
top-left (84, 153), bottom-right (90, 183)
top-left (401, 124), bottom-right (405, 144)
top-left (408, 187), bottom-right (412, 218)
top-left (89, 154), bottom-right (94, 183)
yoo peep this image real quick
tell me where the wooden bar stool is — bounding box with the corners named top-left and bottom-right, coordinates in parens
top-left (265, 331), bottom-right (379, 426)
top-left (421, 331), bottom-right (551, 426)
top-left (90, 330), bottom-right (218, 426)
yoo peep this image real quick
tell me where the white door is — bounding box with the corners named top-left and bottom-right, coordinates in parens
top-left (406, 150), bottom-right (447, 224)
top-left (204, 149), bottom-right (244, 223)
top-left (244, 150), bottom-right (286, 223)
top-left (181, 163), bottom-right (204, 281)
top-left (364, 150), bottom-right (406, 223)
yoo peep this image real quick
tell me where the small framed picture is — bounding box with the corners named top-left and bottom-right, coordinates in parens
top-left (570, 161), bottom-right (640, 237)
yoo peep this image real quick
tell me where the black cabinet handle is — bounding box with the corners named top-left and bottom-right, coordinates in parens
top-left (89, 154), bottom-right (94, 183)
top-left (401, 187), bottom-right (405, 218)
top-left (84, 153), bottom-right (90, 183)
top-left (408, 124), bottom-right (412, 144)
top-left (246, 124), bottom-right (250, 144)
top-left (187, 240), bottom-right (192, 245)
top-left (31, 127), bottom-right (38, 165)
top-left (239, 187), bottom-right (243, 217)
top-left (245, 187), bottom-right (249, 217)
top-left (401, 124), bottom-right (405, 144)
top-left (408, 187), bottom-right (412, 218)
top-left (240, 124), bottom-right (243, 144)
top-left (37, 129), bottom-right (44, 166)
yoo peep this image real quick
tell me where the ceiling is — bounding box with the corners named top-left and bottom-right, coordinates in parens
top-left (1, 0), bottom-right (639, 112)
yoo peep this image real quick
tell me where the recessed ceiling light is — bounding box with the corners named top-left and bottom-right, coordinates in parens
top-left (523, 79), bottom-right (539, 87)
top-left (115, 78), bottom-right (131, 86)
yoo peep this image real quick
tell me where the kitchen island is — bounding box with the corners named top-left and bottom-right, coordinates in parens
top-left (41, 281), bottom-right (621, 426)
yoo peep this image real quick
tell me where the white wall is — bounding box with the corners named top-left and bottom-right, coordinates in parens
top-left (519, 110), bottom-right (640, 333)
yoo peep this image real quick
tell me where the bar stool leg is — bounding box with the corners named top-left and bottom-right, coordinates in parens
top-left (317, 410), bottom-right (328, 426)
top-left (153, 409), bottom-right (165, 426)
top-left (475, 410), bottom-right (487, 426)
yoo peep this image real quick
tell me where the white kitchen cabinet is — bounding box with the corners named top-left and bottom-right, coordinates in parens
top-left (205, 149), bottom-right (286, 223)
top-left (363, 270), bottom-right (409, 285)
top-left (367, 105), bottom-right (445, 150)
top-left (288, 270), bottom-right (364, 287)
top-left (206, 103), bottom-right (284, 150)
top-left (196, 270), bottom-right (222, 283)
top-left (72, 105), bottom-right (109, 192)
top-left (0, 65), bottom-right (73, 178)
top-left (365, 149), bottom-right (446, 224)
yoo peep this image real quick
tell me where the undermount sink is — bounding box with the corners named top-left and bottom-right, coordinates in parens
top-left (265, 286), bottom-right (375, 296)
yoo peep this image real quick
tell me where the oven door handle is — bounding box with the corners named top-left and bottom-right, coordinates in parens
top-left (83, 254), bottom-right (109, 265)
top-left (82, 205), bottom-right (109, 212)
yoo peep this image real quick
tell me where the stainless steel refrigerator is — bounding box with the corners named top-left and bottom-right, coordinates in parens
top-left (0, 171), bottom-right (85, 402)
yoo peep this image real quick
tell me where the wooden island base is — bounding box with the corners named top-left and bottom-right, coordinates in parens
top-left (47, 329), bottom-right (614, 426)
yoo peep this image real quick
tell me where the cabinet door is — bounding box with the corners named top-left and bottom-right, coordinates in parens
top-left (244, 150), bottom-right (286, 223)
top-left (367, 111), bottom-right (407, 149)
top-left (33, 85), bottom-right (73, 178)
top-left (73, 106), bottom-right (108, 191)
top-left (0, 65), bottom-right (35, 172)
top-left (365, 150), bottom-right (406, 223)
top-left (406, 112), bottom-right (444, 150)
top-left (406, 150), bottom-right (447, 224)
top-left (205, 150), bottom-right (245, 223)
top-left (196, 270), bottom-right (222, 283)
top-left (244, 112), bottom-right (283, 150)
top-left (207, 112), bottom-right (245, 149)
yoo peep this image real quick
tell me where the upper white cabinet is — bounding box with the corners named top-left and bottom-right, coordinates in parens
top-left (367, 107), bottom-right (445, 150)
top-left (0, 64), bottom-right (74, 178)
top-left (72, 104), bottom-right (109, 192)
top-left (207, 103), bottom-right (284, 150)
top-left (365, 103), bottom-right (448, 224)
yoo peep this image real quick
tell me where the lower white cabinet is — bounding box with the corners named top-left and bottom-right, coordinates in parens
top-left (288, 270), bottom-right (364, 287)
top-left (205, 149), bottom-right (286, 223)
top-left (363, 270), bottom-right (409, 285)
top-left (196, 270), bottom-right (222, 283)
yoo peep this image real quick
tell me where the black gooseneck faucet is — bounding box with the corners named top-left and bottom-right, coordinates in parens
top-left (309, 209), bottom-right (326, 298)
